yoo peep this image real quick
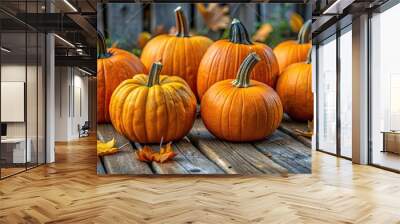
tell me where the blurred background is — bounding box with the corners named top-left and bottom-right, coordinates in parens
top-left (97, 3), bottom-right (311, 56)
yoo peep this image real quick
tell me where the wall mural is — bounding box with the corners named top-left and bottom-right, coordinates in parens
top-left (96, 3), bottom-right (313, 175)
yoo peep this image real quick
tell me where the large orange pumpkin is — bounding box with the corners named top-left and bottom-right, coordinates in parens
top-left (197, 18), bottom-right (279, 100)
top-left (140, 7), bottom-right (213, 97)
top-left (201, 52), bottom-right (283, 142)
top-left (109, 62), bottom-right (197, 144)
top-left (276, 50), bottom-right (313, 122)
top-left (273, 20), bottom-right (312, 74)
top-left (97, 31), bottom-right (146, 123)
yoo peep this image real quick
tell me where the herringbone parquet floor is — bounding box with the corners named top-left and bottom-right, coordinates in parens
top-left (1, 136), bottom-right (400, 224)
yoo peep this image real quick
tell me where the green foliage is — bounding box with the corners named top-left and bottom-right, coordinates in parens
top-left (265, 19), bottom-right (295, 48)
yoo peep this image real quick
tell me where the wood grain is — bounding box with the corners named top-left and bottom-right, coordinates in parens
top-left (97, 124), bottom-right (152, 175)
top-left (188, 119), bottom-right (288, 175)
top-left (254, 131), bottom-right (311, 173)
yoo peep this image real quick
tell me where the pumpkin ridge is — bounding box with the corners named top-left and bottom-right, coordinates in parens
top-left (204, 45), bottom-right (222, 95)
top-left (168, 83), bottom-right (191, 134)
top-left (128, 86), bottom-right (145, 141)
top-left (225, 87), bottom-right (240, 139)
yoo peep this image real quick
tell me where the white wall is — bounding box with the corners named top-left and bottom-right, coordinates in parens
top-left (54, 67), bottom-right (89, 141)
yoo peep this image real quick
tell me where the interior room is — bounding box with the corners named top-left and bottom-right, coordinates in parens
top-left (0, 0), bottom-right (96, 179)
top-left (0, 0), bottom-right (399, 223)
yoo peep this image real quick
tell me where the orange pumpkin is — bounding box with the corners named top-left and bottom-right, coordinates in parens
top-left (197, 18), bottom-right (279, 100)
top-left (109, 62), bottom-right (197, 144)
top-left (273, 20), bottom-right (312, 74)
top-left (276, 50), bottom-right (313, 122)
top-left (201, 52), bottom-right (283, 142)
top-left (140, 7), bottom-right (213, 97)
top-left (97, 31), bottom-right (146, 123)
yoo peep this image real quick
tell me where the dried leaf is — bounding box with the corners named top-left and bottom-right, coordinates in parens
top-left (252, 23), bottom-right (273, 42)
top-left (295, 120), bottom-right (314, 138)
top-left (289, 12), bottom-right (304, 33)
top-left (97, 138), bottom-right (118, 156)
top-left (136, 146), bottom-right (155, 162)
top-left (136, 142), bottom-right (176, 163)
top-left (196, 3), bottom-right (230, 31)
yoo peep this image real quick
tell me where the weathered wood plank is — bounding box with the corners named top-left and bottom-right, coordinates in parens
top-left (97, 124), bottom-right (153, 175)
top-left (253, 131), bottom-right (311, 174)
top-left (134, 138), bottom-right (225, 174)
top-left (188, 119), bottom-right (288, 175)
top-left (97, 158), bottom-right (106, 175)
top-left (279, 115), bottom-right (312, 148)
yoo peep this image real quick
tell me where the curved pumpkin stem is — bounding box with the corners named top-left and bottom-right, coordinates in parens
top-left (147, 62), bottom-right (163, 87)
top-left (297, 20), bottom-right (312, 44)
top-left (175, 7), bottom-right (190, 37)
top-left (306, 48), bottom-right (312, 64)
top-left (229, 18), bottom-right (252, 45)
top-left (233, 52), bottom-right (261, 88)
top-left (97, 31), bottom-right (110, 58)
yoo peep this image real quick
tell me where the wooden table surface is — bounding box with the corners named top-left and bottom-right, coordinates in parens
top-left (97, 118), bottom-right (311, 175)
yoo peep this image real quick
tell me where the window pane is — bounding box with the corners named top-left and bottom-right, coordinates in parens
top-left (340, 29), bottom-right (352, 158)
top-left (317, 37), bottom-right (337, 154)
top-left (371, 3), bottom-right (400, 171)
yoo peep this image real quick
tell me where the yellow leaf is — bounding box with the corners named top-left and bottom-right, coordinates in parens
top-left (98, 147), bottom-right (118, 156)
top-left (97, 138), bottom-right (118, 156)
top-left (290, 12), bottom-right (304, 33)
top-left (252, 23), bottom-right (273, 42)
top-left (97, 138), bottom-right (115, 150)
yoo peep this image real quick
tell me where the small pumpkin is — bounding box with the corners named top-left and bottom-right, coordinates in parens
top-left (273, 20), bottom-right (312, 74)
top-left (97, 31), bottom-right (146, 123)
top-left (276, 49), bottom-right (313, 122)
top-left (201, 52), bottom-right (283, 142)
top-left (140, 7), bottom-right (213, 97)
top-left (197, 18), bottom-right (279, 99)
top-left (109, 62), bottom-right (197, 144)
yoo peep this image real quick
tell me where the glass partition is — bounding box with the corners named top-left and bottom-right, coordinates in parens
top-left (370, 3), bottom-right (400, 171)
top-left (317, 36), bottom-right (337, 154)
top-left (0, 1), bottom-right (46, 179)
top-left (339, 27), bottom-right (352, 158)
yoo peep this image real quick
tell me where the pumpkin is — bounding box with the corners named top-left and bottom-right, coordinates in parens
top-left (97, 31), bottom-right (146, 123)
top-left (140, 7), bottom-right (213, 97)
top-left (276, 49), bottom-right (313, 122)
top-left (273, 20), bottom-right (312, 74)
top-left (109, 62), bottom-right (197, 144)
top-left (201, 52), bottom-right (283, 142)
top-left (197, 18), bottom-right (279, 100)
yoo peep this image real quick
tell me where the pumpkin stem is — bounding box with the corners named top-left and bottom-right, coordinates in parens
top-left (175, 7), bottom-right (190, 37)
top-left (297, 20), bottom-right (312, 44)
top-left (229, 18), bottom-right (252, 45)
top-left (233, 52), bottom-right (261, 88)
top-left (97, 31), bottom-right (110, 58)
top-left (306, 48), bottom-right (312, 64)
top-left (147, 62), bottom-right (163, 87)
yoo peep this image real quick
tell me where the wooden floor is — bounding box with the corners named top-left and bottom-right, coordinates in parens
top-left (1, 136), bottom-right (400, 223)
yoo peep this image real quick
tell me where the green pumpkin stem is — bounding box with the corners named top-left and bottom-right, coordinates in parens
top-left (175, 7), bottom-right (190, 37)
top-left (97, 31), bottom-right (110, 58)
top-left (306, 48), bottom-right (312, 64)
top-left (233, 52), bottom-right (261, 88)
top-left (147, 62), bottom-right (163, 87)
top-left (229, 18), bottom-right (252, 45)
top-left (297, 20), bottom-right (312, 44)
